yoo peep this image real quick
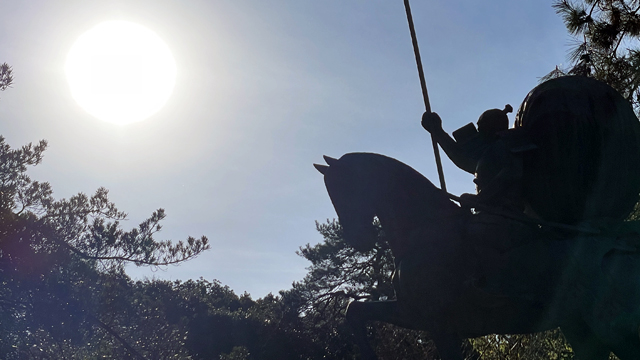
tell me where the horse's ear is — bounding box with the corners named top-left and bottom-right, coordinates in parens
top-left (323, 155), bottom-right (339, 166)
top-left (314, 163), bottom-right (329, 174)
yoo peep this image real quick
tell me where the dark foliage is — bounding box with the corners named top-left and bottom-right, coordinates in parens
top-left (0, 63), bottom-right (12, 92)
top-left (286, 220), bottom-right (442, 359)
top-left (544, 0), bottom-right (640, 114)
top-left (0, 122), bottom-right (209, 357)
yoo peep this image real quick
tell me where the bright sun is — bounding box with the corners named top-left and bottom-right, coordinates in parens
top-left (65, 21), bottom-right (177, 125)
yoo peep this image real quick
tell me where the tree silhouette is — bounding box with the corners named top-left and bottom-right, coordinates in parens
top-left (544, 0), bottom-right (640, 115)
top-left (0, 71), bottom-right (209, 358)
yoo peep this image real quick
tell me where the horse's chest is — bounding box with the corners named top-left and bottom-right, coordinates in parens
top-left (394, 238), bottom-right (470, 305)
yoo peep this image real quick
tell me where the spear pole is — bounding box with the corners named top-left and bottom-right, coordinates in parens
top-left (403, 0), bottom-right (447, 191)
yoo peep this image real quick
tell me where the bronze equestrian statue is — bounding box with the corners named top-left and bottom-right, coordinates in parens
top-left (314, 76), bottom-right (640, 359)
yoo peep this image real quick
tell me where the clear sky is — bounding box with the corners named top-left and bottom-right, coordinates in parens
top-left (0, 0), bottom-right (569, 297)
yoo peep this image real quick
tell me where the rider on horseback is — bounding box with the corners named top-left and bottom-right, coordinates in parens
top-left (421, 106), bottom-right (527, 213)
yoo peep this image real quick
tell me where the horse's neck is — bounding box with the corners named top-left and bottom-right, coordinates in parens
top-left (374, 171), bottom-right (460, 223)
top-left (338, 152), bottom-right (463, 257)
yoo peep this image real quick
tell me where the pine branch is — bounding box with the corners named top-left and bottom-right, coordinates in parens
top-left (85, 313), bottom-right (147, 360)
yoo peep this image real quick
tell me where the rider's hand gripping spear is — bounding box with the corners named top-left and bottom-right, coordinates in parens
top-left (403, 0), bottom-right (447, 192)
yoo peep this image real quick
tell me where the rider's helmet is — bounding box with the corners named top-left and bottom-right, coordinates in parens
top-left (477, 105), bottom-right (513, 135)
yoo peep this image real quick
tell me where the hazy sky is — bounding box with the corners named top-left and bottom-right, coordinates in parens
top-left (0, 0), bottom-right (569, 297)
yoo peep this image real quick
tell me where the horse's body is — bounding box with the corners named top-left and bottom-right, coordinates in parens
top-left (317, 152), bottom-right (640, 360)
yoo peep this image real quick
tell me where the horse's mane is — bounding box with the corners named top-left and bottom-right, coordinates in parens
top-left (330, 153), bottom-right (460, 221)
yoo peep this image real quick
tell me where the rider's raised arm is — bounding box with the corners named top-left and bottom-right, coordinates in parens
top-left (421, 112), bottom-right (477, 174)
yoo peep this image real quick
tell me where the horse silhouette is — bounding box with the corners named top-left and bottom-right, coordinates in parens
top-left (315, 152), bottom-right (640, 360)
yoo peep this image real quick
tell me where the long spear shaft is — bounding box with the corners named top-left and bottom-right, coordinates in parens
top-left (403, 0), bottom-right (447, 191)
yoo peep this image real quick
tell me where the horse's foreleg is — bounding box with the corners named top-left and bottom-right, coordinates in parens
top-left (345, 300), bottom-right (466, 360)
top-left (345, 300), bottom-right (398, 360)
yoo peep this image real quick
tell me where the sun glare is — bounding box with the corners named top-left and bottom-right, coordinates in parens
top-left (65, 21), bottom-right (177, 125)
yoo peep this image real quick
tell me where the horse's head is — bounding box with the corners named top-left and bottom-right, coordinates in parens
top-left (315, 155), bottom-right (379, 252)
top-left (315, 153), bottom-right (461, 255)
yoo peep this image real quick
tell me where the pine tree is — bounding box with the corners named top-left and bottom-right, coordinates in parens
top-left (545, 0), bottom-right (640, 112)
top-left (286, 220), bottom-right (440, 359)
top-left (0, 69), bottom-right (210, 358)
